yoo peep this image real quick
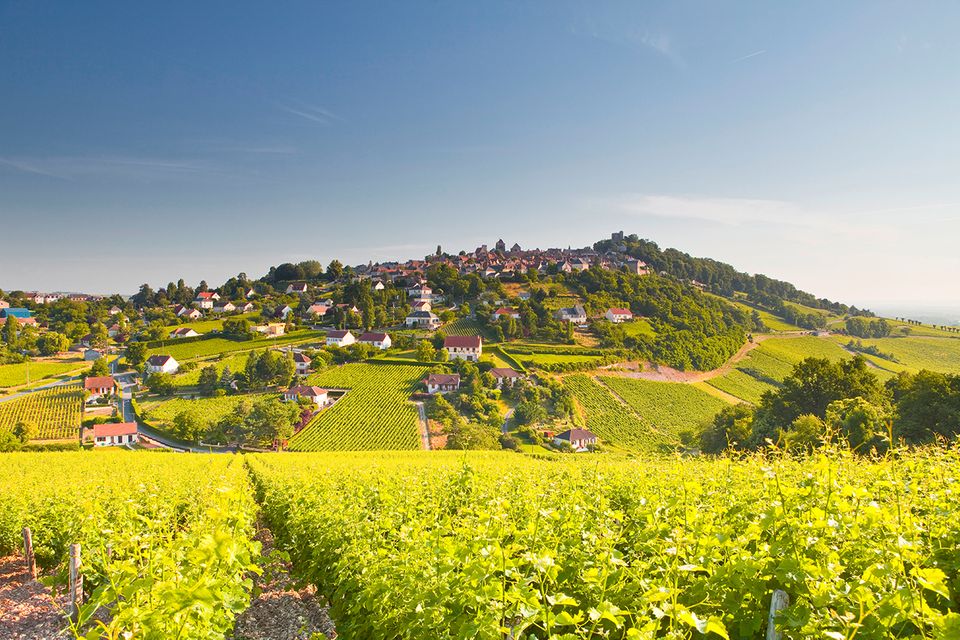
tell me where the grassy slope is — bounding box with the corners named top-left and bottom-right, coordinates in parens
top-left (599, 376), bottom-right (728, 439)
top-left (0, 359), bottom-right (87, 388)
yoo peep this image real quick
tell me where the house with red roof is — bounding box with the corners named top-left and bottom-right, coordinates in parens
top-left (84, 375), bottom-right (117, 400)
top-left (358, 332), bottom-right (392, 350)
top-left (194, 291), bottom-right (220, 309)
top-left (292, 352), bottom-right (311, 375)
top-left (604, 308), bottom-right (633, 324)
top-left (92, 422), bottom-right (139, 447)
top-left (491, 307), bottom-right (521, 321)
top-left (425, 373), bottom-right (460, 394)
top-left (489, 367), bottom-right (522, 389)
top-left (283, 385), bottom-right (329, 407)
top-left (444, 335), bottom-right (482, 362)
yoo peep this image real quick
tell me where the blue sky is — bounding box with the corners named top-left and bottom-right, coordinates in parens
top-left (1, 1), bottom-right (958, 307)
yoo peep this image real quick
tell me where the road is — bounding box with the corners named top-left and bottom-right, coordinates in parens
top-left (115, 371), bottom-right (230, 453)
top-left (501, 408), bottom-right (515, 434)
top-left (416, 402), bottom-right (430, 450)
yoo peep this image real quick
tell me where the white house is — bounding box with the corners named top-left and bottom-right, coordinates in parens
top-left (306, 303), bottom-right (329, 318)
top-left (405, 310), bottom-right (441, 329)
top-left (174, 304), bottom-right (201, 320)
top-left (286, 282), bottom-right (309, 295)
top-left (425, 373), bottom-right (460, 394)
top-left (553, 428), bottom-right (597, 452)
top-left (293, 352), bottom-right (311, 375)
top-left (326, 330), bottom-right (356, 347)
top-left (245, 288), bottom-right (257, 299)
top-left (283, 385), bottom-right (329, 407)
top-left (254, 323), bottom-right (286, 337)
top-left (444, 335), bottom-right (482, 362)
top-left (490, 367), bottom-right (522, 389)
top-left (239, 302), bottom-right (256, 313)
top-left (213, 301), bottom-right (236, 314)
top-left (108, 305), bottom-right (121, 315)
top-left (358, 332), bottom-right (392, 350)
top-left (556, 305), bottom-right (587, 324)
top-left (412, 300), bottom-right (432, 312)
top-left (407, 284), bottom-right (432, 298)
top-left (92, 422), bottom-right (139, 447)
top-left (194, 291), bottom-right (220, 309)
top-left (372, 280), bottom-right (385, 291)
top-left (84, 349), bottom-right (103, 361)
top-left (604, 308), bottom-right (633, 324)
top-left (169, 327), bottom-right (199, 339)
top-left (107, 323), bottom-right (121, 338)
top-left (146, 354), bottom-right (179, 375)
top-left (274, 305), bottom-right (293, 320)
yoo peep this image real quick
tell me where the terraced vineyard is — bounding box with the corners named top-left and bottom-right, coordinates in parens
top-left (600, 376), bottom-right (728, 439)
top-left (146, 330), bottom-right (324, 361)
top-left (0, 385), bottom-right (84, 440)
top-left (0, 359), bottom-right (86, 389)
top-left (442, 317), bottom-right (484, 336)
top-left (838, 336), bottom-right (960, 374)
top-left (288, 362), bottom-right (429, 451)
top-left (562, 374), bottom-right (673, 451)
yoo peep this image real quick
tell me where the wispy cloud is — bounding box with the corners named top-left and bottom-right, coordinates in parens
top-left (0, 155), bottom-right (217, 180)
top-left (731, 49), bottom-right (766, 63)
top-left (277, 102), bottom-right (341, 125)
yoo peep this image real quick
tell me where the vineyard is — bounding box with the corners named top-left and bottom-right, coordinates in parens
top-left (288, 362), bottom-right (430, 451)
top-left (562, 374), bottom-right (673, 451)
top-left (0, 359), bottom-right (86, 389)
top-left (0, 451), bottom-right (259, 638)
top-left (599, 376), bottom-right (728, 440)
top-left (249, 448), bottom-right (960, 639)
top-left (835, 336), bottom-right (960, 374)
top-left (169, 353), bottom-right (249, 388)
top-left (0, 385), bottom-right (84, 440)
top-left (146, 330), bottom-right (324, 361)
top-left (442, 317), bottom-right (484, 336)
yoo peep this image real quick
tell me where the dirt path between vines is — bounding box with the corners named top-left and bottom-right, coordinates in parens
top-left (599, 334), bottom-right (773, 384)
top-left (0, 555), bottom-right (69, 640)
top-left (232, 520), bottom-right (337, 640)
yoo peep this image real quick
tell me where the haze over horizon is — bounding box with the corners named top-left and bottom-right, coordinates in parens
top-left (2, 1), bottom-right (958, 306)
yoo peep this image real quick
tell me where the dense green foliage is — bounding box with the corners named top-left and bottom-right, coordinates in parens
top-left (250, 448), bottom-right (960, 639)
top-left (0, 452), bottom-right (259, 638)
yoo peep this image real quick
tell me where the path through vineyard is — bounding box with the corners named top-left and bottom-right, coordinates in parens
top-left (0, 554), bottom-right (68, 639)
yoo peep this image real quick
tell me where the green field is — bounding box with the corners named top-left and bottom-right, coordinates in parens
top-left (620, 318), bottom-right (656, 338)
top-left (162, 312), bottom-right (259, 335)
top-left (0, 359), bottom-right (87, 389)
top-left (513, 352), bottom-right (603, 368)
top-left (139, 392), bottom-right (273, 431)
top-left (289, 362), bottom-right (430, 451)
top-left (147, 330), bottom-right (324, 361)
top-left (0, 384), bottom-right (84, 440)
top-left (599, 376), bottom-right (729, 439)
top-left (442, 317), bottom-right (484, 336)
top-left (841, 336), bottom-right (960, 375)
top-left (702, 368), bottom-right (775, 405)
top-left (562, 374), bottom-right (673, 451)
top-left (754, 335), bottom-right (852, 365)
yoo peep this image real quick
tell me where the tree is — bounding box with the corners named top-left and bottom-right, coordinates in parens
top-left (2, 316), bottom-right (17, 348)
top-left (146, 372), bottom-right (175, 396)
top-left (326, 259), bottom-right (344, 282)
top-left (699, 403), bottom-right (755, 453)
top-left (223, 317), bottom-right (254, 340)
top-left (37, 331), bottom-right (70, 356)
top-left (416, 340), bottom-right (435, 363)
top-left (446, 420), bottom-right (500, 450)
top-left (887, 370), bottom-right (960, 443)
top-left (513, 400), bottom-right (546, 426)
top-left (126, 342), bottom-right (148, 367)
top-left (88, 322), bottom-right (109, 349)
top-left (825, 397), bottom-right (886, 451)
top-left (172, 408), bottom-right (207, 441)
top-left (247, 397), bottom-right (300, 445)
top-left (782, 414), bottom-right (826, 452)
top-left (88, 358), bottom-right (110, 378)
top-left (198, 365), bottom-right (219, 395)
top-left (12, 420), bottom-right (36, 443)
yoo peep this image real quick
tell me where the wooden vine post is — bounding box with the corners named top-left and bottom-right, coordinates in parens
top-left (22, 527), bottom-right (36, 580)
top-left (766, 589), bottom-right (790, 640)
top-left (69, 543), bottom-right (83, 623)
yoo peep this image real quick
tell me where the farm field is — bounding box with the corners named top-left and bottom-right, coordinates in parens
top-left (0, 359), bottom-right (87, 389)
top-left (0, 451), bottom-right (258, 637)
top-left (840, 336), bottom-right (960, 375)
top-left (562, 374), bottom-right (673, 451)
top-left (146, 330), bottom-right (324, 361)
top-left (249, 447), bottom-right (960, 639)
top-left (138, 391), bottom-right (273, 431)
top-left (754, 335), bottom-right (852, 365)
top-left (512, 352), bottom-right (603, 368)
top-left (704, 368), bottom-right (776, 405)
top-left (620, 317), bottom-right (656, 338)
top-left (442, 317), bottom-right (484, 336)
top-left (599, 376), bottom-right (729, 439)
top-left (0, 385), bottom-right (84, 440)
top-left (162, 312), bottom-right (259, 334)
top-left (289, 362), bottom-right (429, 451)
